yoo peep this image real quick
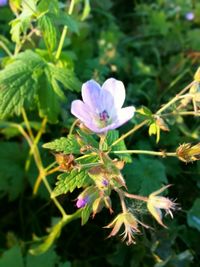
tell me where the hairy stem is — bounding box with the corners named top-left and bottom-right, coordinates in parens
top-left (115, 188), bottom-right (127, 213)
top-left (55, 0), bottom-right (76, 60)
top-left (124, 192), bottom-right (148, 202)
top-left (69, 119), bottom-right (79, 135)
top-left (111, 120), bottom-right (148, 147)
top-left (156, 82), bottom-right (194, 115)
top-left (112, 150), bottom-right (177, 157)
top-left (20, 110), bottom-right (67, 217)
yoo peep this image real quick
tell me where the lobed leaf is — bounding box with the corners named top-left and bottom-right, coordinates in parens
top-left (52, 169), bottom-right (91, 197)
top-left (43, 135), bottom-right (81, 154)
top-left (38, 15), bottom-right (58, 52)
top-left (0, 50), bottom-right (45, 119)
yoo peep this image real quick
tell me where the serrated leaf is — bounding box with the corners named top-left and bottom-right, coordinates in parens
top-left (0, 50), bottom-right (45, 119)
top-left (37, 68), bottom-right (60, 123)
top-left (0, 50), bottom-right (79, 122)
top-left (124, 158), bottom-right (167, 195)
top-left (52, 169), bottom-right (91, 197)
top-left (43, 135), bottom-right (81, 154)
top-left (106, 130), bottom-right (132, 163)
top-left (0, 246), bottom-right (24, 267)
top-left (49, 64), bottom-right (81, 92)
top-left (38, 15), bottom-right (57, 52)
top-left (187, 198), bottom-right (200, 232)
top-left (9, 0), bottom-right (36, 44)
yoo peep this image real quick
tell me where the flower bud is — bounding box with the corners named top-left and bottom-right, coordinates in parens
top-left (76, 186), bottom-right (97, 209)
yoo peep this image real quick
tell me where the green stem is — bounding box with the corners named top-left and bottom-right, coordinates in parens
top-left (111, 150), bottom-right (177, 157)
top-left (99, 133), bottom-right (107, 150)
top-left (20, 110), bottom-right (67, 217)
top-left (115, 188), bottom-right (127, 213)
top-left (69, 119), bottom-right (79, 135)
top-left (124, 192), bottom-right (148, 202)
top-left (55, 0), bottom-right (76, 60)
top-left (76, 154), bottom-right (95, 161)
top-left (42, 175), bottom-right (66, 217)
top-left (55, 25), bottom-right (68, 60)
top-left (0, 41), bottom-right (13, 57)
top-left (111, 120), bottom-right (148, 147)
top-left (161, 111), bottom-right (200, 117)
top-left (21, 108), bottom-right (35, 141)
top-left (68, 0), bottom-right (75, 15)
top-left (156, 83), bottom-right (194, 115)
top-left (25, 117), bottom-right (47, 171)
top-left (44, 161), bottom-right (57, 172)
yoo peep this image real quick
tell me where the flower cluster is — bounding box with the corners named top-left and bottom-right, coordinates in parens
top-left (70, 78), bottom-right (179, 245)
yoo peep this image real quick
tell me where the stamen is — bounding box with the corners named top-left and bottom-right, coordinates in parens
top-left (99, 110), bottom-right (109, 122)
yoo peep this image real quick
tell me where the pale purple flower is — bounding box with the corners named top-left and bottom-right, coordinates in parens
top-left (76, 196), bottom-right (89, 208)
top-left (185, 12), bottom-right (195, 21)
top-left (0, 0), bottom-right (7, 6)
top-left (71, 78), bottom-right (135, 133)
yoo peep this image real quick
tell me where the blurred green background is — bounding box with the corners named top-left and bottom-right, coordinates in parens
top-left (0, 0), bottom-right (200, 266)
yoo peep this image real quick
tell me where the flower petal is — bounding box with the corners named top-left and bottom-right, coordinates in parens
top-left (82, 79), bottom-right (115, 113)
top-left (114, 106), bottom-right (135, 127)
top-left (147, 202), bottom-right (167, 228)
top-left (81, 80), bottom-right (102, 111)
top-left (71, 100), bottom-right (92, 124)
top-left (102, 78), bottom-right (126, 108)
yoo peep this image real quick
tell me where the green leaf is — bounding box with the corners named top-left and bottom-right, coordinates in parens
top-left (52, 169), bottom-right (91, 197)
top-left (124, 158), bottom-right (167, 195)
top-left (105, 130), bottom-right (132, 163)
top-left (0, 50), bottom-right (80, 122)
top-left (0, 246), bottom-right (24, 267)
top-left (81, 204), bottom-right (92, 225)
top-left (54, 12), bottom-right (79, 34)
top-left (0, 50), bottom-right (45, 119)
top-left (43, 135), bottom-right (81, 154)
top-left (38, 15), bottom-right (57, 52)
top-left (26, 247), bottom-right (59, 267)
top-left (9, 0), bottom-right (36, 44)
top-left (48, 64), bottom-right (81, 92)
top-left (77, 130), bottom-right (99, 149)
top-left (136, 106), bottom-right (152, 118)
top-left (0, 141), bottom-right (28, 200)
top-left (187, 198), bottom-right (200, 232)
top-left (37, 68), bottom-right (60, 123)
top-left (37, 0), bottom-right (59, 15)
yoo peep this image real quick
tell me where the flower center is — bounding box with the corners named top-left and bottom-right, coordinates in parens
top-left (99, 110), bottom-right (109, 122)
